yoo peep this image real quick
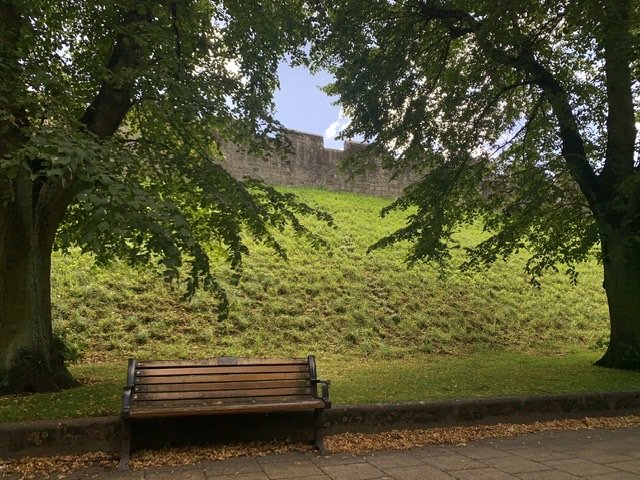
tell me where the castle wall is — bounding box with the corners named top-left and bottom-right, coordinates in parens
top-left (221, 130), bottom-right (416, 198)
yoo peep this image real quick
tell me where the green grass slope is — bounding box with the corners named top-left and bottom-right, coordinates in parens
top-left (2, 187), bottom-right (638, 423)
top-left (52, 187), bottom-right (609, 363)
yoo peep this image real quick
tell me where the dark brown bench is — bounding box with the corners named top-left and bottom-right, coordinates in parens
top-left (120, 355), bottom-right (331, 469)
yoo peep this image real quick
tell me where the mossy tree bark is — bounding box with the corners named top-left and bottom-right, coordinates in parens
top-left (592, 0), bottom-right (640, 370)
top-left (595, 227), bottom-right (640, 370)
top-left (0, 174), bottom-right (77, 392)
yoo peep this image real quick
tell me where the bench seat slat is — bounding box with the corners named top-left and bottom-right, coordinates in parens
top-left (134, 386), bottom-right (311, 401)
top-left (130, 397), bottom-right (325, 417)
top-left (134, 379), bottom-right (310, 393)
top-left (135, 365), bottom-right (308, 376)
top-left (137, 358), bottom-right (308, 368)
top-left (135, 372), bottom-right (309, 385)
top-left (133, 394), bottom-right (317, 409)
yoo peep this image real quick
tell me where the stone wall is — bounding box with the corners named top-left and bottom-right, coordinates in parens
top-left (221, 130), bottom-right (416, 198)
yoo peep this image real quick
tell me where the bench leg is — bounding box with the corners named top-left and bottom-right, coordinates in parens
top-left (118, 418), bottom-right (131, 471)
top-left (313, 410), bottom-right (328, 455)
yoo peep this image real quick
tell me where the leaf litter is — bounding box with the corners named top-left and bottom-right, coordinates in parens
top-left (2, 415), bottom-right (639, 479)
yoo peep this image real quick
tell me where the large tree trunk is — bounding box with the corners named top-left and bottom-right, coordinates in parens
top-left (0, 174), bottom-right (77, 393)
top-left (595, 225), bottom-right (640, 370)
top-left (0, 3), bottom-right (144, 393)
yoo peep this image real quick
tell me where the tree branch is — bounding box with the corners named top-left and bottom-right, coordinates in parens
top-left (417, 1), bottom-right (476, 38)
top-left (415, 1), bottom-right (600, 211)
top-left (80, 9), bottom-right (148, 140)
top-left (58, 7), bottom-right (151, 208)
top-left (171, 2), bottom-right (182, 59)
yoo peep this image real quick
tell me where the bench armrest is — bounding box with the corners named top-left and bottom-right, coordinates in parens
top-left (122, 358), bottom-right (137, 416)
top-left (311, 379), bottom-right (331, 408)
top-left (122, 385), bottom-right (133, 415)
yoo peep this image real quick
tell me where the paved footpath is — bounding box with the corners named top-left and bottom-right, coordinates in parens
top-left (39, 426), bottom-right (640, 479)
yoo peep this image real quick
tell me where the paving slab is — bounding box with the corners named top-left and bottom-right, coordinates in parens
top-left (260, 460), bottom-right (325, 479)
top-left (13, 425), bottom-right (640, 480)
top-left (455, 445), bottom-right (518, 460)
top-left (381, 464), bottom-right (456, 480)
top-left (507, 447), bottom-right (570, 462)
top-left (516, 472), bottom-right (582, 480)
top-left (421, 452), bottom-right (486, 471)
top-left (404, 445), bottom-right (452, 459)
top-left (451, 467), bottom-right (519, 479)
top-left (205, 473), bottom-right (269, 480)
top-left (257, 452), bottom-right (313, 464)
top-left (319, 462), bottom-right (386, 480)
top-left (480, 455), bottom-right (549, 474)
top-left (608, 459), bottom-right (640, 474)
top-left (103, 471), bottom-right (145, 479)
top-left (572, 448), bottom-right (636, 464)
top-left (312, 453), bottom-right (365, 466)
top-left (543, 458), bottom-right (621, 476)
top-left (273, 476), bottom-right (330, 480)
top-left (582, 473), bottom-right (640, 480)
top-left (203, 457), bottom-right (262, 476)
top-left (144, 467), bottom-right (206, 480)
top-left (362, 451), bottom-right (423, 469)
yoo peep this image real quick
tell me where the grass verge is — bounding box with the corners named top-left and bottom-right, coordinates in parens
top-left (2, 352), bottom-right (640, 423)
top-left (2, 187), bottom-right (629, 423)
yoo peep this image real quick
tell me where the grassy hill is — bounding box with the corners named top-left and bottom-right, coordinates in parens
top-left (51, 187), bottom-right (609, 363)
top-left (2, 187), bottom-right (636, 422)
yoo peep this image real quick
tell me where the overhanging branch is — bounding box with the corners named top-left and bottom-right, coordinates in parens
top-left (414, 1), bottom-right (599, 211)
top-left (80, 9), bottom-right (149, 140)
top-left (63, 8), bottom-right (150, 206)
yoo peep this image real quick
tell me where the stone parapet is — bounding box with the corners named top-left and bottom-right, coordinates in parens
top-left (221, 130), bottom-right (416, 198)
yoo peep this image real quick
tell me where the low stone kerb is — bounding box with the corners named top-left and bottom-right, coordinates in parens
top-left (1, 390), bottom-right (639, 459)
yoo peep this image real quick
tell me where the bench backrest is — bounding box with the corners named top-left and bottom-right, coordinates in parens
top-left (123, 356), bottom-right (321, 415)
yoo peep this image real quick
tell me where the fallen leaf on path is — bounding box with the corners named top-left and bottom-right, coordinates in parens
top-left (2, 415), bottom-right (639, 478)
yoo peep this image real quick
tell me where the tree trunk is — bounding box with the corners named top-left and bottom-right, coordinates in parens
top-left (595, 225), bottom-right (640, 370)
top-left (0, 2), bottom-right (144, 393)
top-left (0, 174), bottom-right (77, 393)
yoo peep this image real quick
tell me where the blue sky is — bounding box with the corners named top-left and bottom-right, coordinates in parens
top-left (273, 64), bottom-right (350, 149)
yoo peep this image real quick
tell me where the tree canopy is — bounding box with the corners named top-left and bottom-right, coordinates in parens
top-left (310, 0), bottom-right (640, 368)
top-left (0, 0), bottom-right (329, 393)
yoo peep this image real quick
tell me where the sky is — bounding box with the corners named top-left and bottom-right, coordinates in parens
top-left (272, 64), bottom-right (350, 150)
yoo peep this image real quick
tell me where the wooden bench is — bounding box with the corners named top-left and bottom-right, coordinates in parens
top-left (120, 355), bottom-right (331, 468)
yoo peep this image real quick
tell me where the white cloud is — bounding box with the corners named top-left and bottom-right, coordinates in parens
top-left (324, 108), bottom-right (351, 143)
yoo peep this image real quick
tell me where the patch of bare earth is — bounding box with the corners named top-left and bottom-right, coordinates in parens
top-left (2, 415), bottom-right (639, 479)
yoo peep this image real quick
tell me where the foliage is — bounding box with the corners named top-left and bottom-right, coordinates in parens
top-left (308, 0), bottom-right (640, 368)
top-left (0, 0), bottom-right (327, 320)
top-left (311, 0), bottom-right (622, 275)
top-left (2, 189), bottom-right (628, 422)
